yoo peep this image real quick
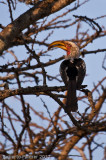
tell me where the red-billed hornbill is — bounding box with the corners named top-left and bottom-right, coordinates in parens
top-left (48, 41), bottom-right (86, 112)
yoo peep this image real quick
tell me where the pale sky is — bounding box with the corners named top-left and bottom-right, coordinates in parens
top-left (0, 0), bottom-right (106, 159)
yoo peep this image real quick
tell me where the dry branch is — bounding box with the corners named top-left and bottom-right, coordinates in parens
top-left (0, 0), bottom-right (76, 54)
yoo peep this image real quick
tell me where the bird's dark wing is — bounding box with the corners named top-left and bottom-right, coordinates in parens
top-left (74, 58), bottom-right (86, 89)
top-left (60, 60), bottom-right (69, 86)
top-left (60, 60), bottom-right (78, 112)
top-left (60, 58), bottom-right (86, 112)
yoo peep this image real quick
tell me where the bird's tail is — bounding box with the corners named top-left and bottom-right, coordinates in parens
top-left (65, 80), bottom-right (78, 112)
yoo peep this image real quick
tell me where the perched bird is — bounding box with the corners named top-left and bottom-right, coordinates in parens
top-left (48, 40), bottom-right (86, 112)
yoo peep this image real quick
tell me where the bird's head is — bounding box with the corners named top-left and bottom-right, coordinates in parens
top-left (48, 40), bottom-right (80, 60)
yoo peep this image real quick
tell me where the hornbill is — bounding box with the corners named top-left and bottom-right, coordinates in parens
top-left (48, 41), bottom-right (86, 112)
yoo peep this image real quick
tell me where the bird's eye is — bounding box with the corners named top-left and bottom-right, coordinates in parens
top-left (66, 43), bottom-right (72, 47)
top-left (68, 44), bottom-right (72, 47)
top-left (66, 43), bottom-right (72, 49)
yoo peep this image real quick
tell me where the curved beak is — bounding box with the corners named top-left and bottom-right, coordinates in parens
top-left (48, 41), bottom-right (67, 51)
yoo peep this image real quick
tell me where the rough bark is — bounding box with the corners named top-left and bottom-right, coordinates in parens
top-left (0, 0), bottom-right (75, 54)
